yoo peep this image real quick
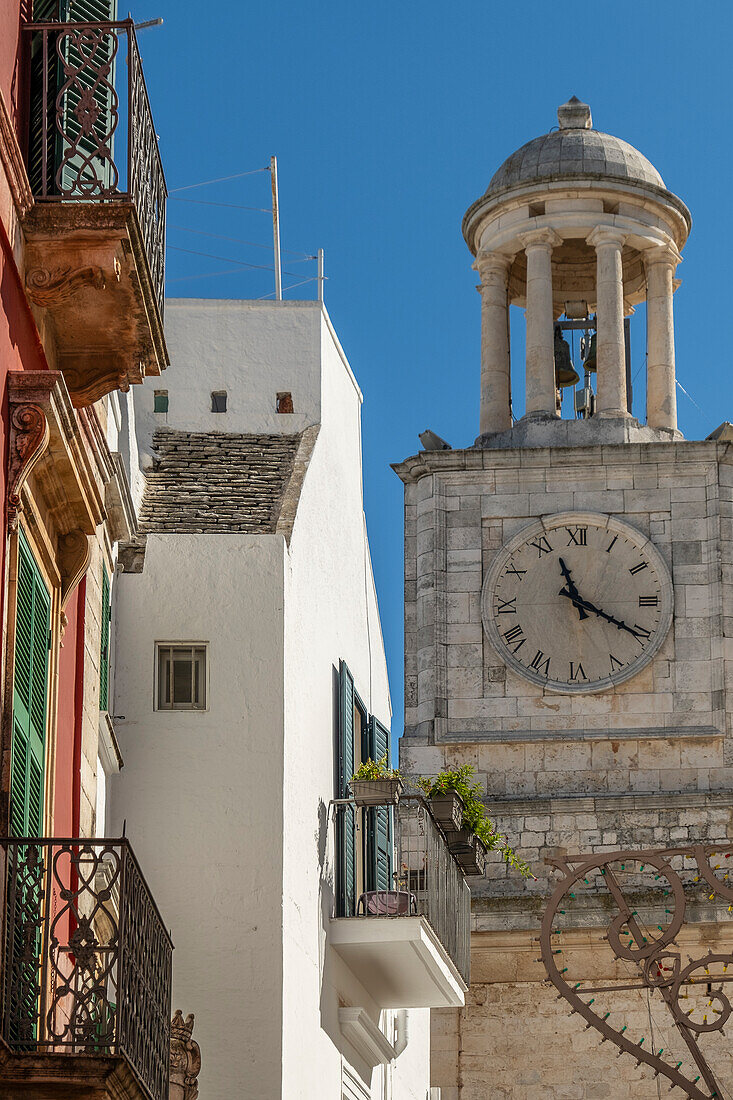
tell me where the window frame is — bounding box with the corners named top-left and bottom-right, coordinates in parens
top-left (153, 641), bottom-right (209, 712)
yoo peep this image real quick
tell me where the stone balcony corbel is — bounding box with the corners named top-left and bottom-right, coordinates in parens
top-left (7, 371), bottom-right (105, 602)
top-left (22, 204), bottom-right (167, 407)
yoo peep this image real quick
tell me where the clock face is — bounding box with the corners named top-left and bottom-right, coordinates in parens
top-left (481, 513), bottom-right (673, 694)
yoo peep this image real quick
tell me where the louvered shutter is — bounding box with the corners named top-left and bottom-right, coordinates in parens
top-left (10, 534), bottom-right (50, 838)
top-left (99, 565), bottom-right (110, 710)
top-left (29, 0), bottom-right (118, 197)
top-left (337, 661), bottom-right (356, 917)
top-left (366, 716), bottom-right (393, 893)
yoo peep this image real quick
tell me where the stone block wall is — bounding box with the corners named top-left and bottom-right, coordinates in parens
top-left (397, 441), bottom-right (733, 801)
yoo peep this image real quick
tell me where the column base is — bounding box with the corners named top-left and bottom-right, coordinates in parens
top-left (596, 408), bottom-right (632, 420)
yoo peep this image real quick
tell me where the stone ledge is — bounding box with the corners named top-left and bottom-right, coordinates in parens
top-left (436, 725), bottom-right (723, 744)
top-left (485, 789), bottom-right (733, 817)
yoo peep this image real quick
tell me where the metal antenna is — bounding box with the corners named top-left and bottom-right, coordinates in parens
top-left (134, 17), bottom-right (163, 30)
top-left (317, 248), bottom-right (324, 303)
top-left (270, 156), bottom-right (282, 300)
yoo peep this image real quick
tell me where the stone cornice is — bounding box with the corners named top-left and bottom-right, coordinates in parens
top-left (392, 440), bottom-right (723, 484)
top-left (0, 88), bottom-right (32, 218)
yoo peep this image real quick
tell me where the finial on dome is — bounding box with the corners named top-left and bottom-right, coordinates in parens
top-left (558, 96), bottom-right (592, 130)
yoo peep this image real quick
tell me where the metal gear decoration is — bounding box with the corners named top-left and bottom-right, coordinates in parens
top-left (540, 844), bottom-right (733, 1100)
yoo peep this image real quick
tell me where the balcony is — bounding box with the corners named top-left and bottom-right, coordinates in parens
top-left (0, 838), bottom-right (172, 1100)
top-left (22, 18), bottom-right (168, 406)
top-left (330, 796), bottom-right (470, 1010)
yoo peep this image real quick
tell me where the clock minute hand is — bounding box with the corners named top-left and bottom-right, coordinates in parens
top-left (558, 588), bottom-right (644, 640)
top-left (557, 557), bottom-right (589, 621)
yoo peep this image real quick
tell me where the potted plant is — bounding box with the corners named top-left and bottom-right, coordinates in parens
top-left (417, 765), bottom-right (533, 879)
top-left (416, 776), bottom-right (464, 832)
top-left (350, 755), bottom-right (403, 807)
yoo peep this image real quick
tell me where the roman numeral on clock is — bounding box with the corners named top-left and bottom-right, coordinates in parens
top-left (569, 662), bottom-right (587, 681)
top-left (565, 526), bottom-right (587, 546)
top-left (639, 595), bottom-right (658, 607)
top-left (503, 624), bottom-right (525, 653)
top-left (629, 561), bottom-right (648, 575)
top-left (633, 624), bottom-right (651, 641)
top-left (609, 653), bottom-right (625, 672)
top-left (606, 535), bottom-right (618, 553)
top-left (529, 650), bottom-right (551, 676)
top-left (529, 536), bottom-right (553, 557)
top-left (505, 564), bottom-right (527, 580)
top-left (496, 596), bottom-right (517, 614)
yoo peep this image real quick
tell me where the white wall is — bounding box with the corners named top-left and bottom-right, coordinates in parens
top-left (109, 533), bottom-right (287, 1100)
top-left (111, 300), bottom-right (431, 1100)
top-left (134, 299), bottom-right (323, 446)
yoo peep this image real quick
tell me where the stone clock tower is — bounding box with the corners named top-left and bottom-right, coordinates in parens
top-left (396, 99), bottom-right (733, 1097)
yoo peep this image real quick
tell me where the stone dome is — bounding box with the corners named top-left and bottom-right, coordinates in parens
top-left (484, 97), bottom-right (666, 198)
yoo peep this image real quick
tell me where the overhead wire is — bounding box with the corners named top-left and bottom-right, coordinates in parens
top-left (168, 223), bottom-right (314, 258)
top-left (167, 244), bottom-right (312, 280)
top-left (170, 196), bottom-right (271, 213)
top-left (169, 167), bottom-right (269, 193)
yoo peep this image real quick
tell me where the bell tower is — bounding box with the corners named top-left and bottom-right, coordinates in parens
top-left (396, 99), bottom-right (733, 1098)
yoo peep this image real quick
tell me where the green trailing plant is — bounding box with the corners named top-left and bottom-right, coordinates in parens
top-left (351, 755), bottom-right (402, 782)
top-left (417, 765), bottom-right (534, 879)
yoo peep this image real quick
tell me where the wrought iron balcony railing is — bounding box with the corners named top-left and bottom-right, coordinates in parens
top-left (334, 795), bottom-right (471, 987)
top-left (0, 838), bottom-right (172, 1100)
top-left (25, 18), bottom-right (167, 312)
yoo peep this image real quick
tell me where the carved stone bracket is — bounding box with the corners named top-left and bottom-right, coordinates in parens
top-left (7, 369), bottom-right (105, 537)
top-left (59, 528), bottom-right (91, 611)
top-left (25, 265), bottom-right (106, 307)
top-left (7, 376), bottom-right (54, 531)
top-left (170, 1010), bottom-right (201, 1100)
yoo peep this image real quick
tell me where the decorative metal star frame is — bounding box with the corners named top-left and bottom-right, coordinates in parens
top-left (541, 844), bottom-right (733, 1099)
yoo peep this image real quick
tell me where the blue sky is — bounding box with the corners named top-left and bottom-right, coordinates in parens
top-left (133, 0), bottom-right (731, 749)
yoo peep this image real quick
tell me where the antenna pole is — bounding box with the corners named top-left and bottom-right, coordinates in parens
top-left (270, 155), bottom-right (282, 301)
top-left (317, 248), bottom-right (324, 303)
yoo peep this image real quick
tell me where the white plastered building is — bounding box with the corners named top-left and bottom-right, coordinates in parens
top-left (108, 299), bottom-right (466, 1100)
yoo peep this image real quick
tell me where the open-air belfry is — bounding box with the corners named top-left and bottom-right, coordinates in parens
top-left (396, 99), bottom-right (733, 1097)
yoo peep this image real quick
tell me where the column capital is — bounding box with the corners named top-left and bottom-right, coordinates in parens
top-left (473, 250), bottom-right (513, 283)
top-left (586, 225), bottom-right (627, 251)
top-left (518, 227), bottom-right (562, 253)
top-left (643, 241), bottom-right (682, 270)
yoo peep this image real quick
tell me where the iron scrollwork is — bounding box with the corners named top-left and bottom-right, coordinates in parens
top-left (0, 838), bottom-right (172, 1100)
top-left (541, 844), bottom-right (733, 1100)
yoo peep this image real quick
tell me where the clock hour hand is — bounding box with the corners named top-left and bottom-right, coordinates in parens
top-left (557, 557), bottom-right (589, 621)
top-left (558, 588), bottom-right (645, 640)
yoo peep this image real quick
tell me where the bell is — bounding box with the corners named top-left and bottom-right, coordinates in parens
top-left (582, 332), bottom-right (597, 372)
top-left (554, 329), bottom-right (579, 388)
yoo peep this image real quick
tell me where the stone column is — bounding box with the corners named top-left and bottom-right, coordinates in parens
top-left (475, 251), bottom-right (512, 435)
top-left (519, 228), bottom-right (561, 418)
top-left (644, 243), bottom-right (681, 432)
top-left (587, 226), bottom-right (628, 418)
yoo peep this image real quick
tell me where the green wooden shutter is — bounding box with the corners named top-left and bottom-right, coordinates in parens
top-left (337, 661), bottom-right (356, 917)
top-left (10, 533), bottom-right (50, 838)
top-left (29, 0), bottom-right (118, 198)
top-left (366, 716), bottom-right (393, 893)
top-left (99, 565), bottom-right (110, 711)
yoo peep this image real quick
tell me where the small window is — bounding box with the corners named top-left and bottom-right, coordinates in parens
top-left (156, 644), bottom-right (207, 710)
top-left (276, 391), bottom-right (294, 414)
top-left (211, 391), bottom-right (227, 413)
top-left (154, 390), bottom-right (168, 413)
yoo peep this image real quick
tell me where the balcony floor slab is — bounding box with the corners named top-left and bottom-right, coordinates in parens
top-left (329, 914), bottom-right (467, 1009)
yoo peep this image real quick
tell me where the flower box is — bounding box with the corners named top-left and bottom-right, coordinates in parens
top-left (428, 791), bottom-right (464, 832)
top-left (444, 829), bottom-right (487, 876)
top-left (350, 778), bottom-right (403, 807)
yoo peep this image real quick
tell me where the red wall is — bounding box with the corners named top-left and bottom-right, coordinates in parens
top-left (1, 0), bottom-right (85, 839)
top-left (54, 581), bottom-right (84, 837)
